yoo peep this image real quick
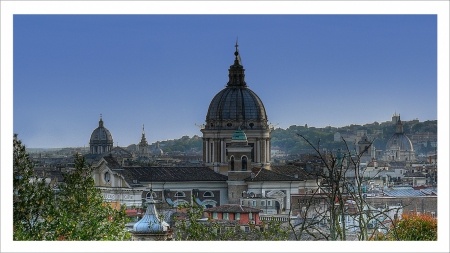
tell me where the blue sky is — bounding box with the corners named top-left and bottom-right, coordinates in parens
top-left (12, 14), bottom-right (438, 148)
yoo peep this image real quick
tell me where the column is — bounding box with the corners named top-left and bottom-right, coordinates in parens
top-left (220, 139), bottom-right (224, 163)
top-left (257, 139), bottom-right (261, 163)
top-left (205, 139), bottom-right (209, 163)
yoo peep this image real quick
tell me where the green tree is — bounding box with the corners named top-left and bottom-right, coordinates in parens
top-left (374, 212), bottom-right (437, 241)
top-left (13, 135), bottom-right (130, 240)
top-left (13, 135), bottom-right (55, 240)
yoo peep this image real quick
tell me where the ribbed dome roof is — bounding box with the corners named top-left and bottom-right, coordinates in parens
top-left (386, 116), bottom-right (413, 151)
top-left (386, 133), bottom-right (414, 151)
top-left (90, 117), bottom-right (113, 143)
top-left (205, 43), bottom-right (267, 125)
top-left (207, 88), bottom-right (267, 121)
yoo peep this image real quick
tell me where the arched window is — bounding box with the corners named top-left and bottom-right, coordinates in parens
top-left (174, 191), bottom-right (185, 198)
top-left (172, 199), bottom-right (189, 207)
top-left (203, 191), bottom-right (214, 197)
top-left (230, 156), bottom-right (235, 171)
top-left (242, 156), bottom-right (247, 171)
top-left (202, 199), bottom-right (217, 209)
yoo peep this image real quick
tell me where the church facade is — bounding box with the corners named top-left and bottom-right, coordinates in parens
top-left (90, 44), bottom-right (315, 216)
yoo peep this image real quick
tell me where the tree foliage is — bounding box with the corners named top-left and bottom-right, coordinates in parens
top-left (13, 135), bottom-right (130, 240)
top-left (374, 212), bottom-right (437, 241)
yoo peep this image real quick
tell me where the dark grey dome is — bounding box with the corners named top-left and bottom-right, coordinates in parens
top-left (90, 117), bottom-right (113, 143)
top-left (207, 87), bottom-right (267, 121)
top-left (205, 43), bottom-right (268, 130)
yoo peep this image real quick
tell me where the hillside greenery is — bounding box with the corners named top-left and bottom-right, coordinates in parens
top-left (156, 120), bottom-right (437, 156)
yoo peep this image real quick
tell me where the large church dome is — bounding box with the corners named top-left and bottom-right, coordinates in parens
top-left (201, 43), bottom-right (273, 173)
top-left (205, 44), bottom-right (268, 130)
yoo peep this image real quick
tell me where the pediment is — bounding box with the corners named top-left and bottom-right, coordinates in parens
top-left (266, 190), bottom-right (286, 198)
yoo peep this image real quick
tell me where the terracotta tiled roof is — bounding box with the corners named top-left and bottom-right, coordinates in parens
top-left (117, 166), bottom-right (228, 184)
top-left (204, 204), bottom-right (261, 213)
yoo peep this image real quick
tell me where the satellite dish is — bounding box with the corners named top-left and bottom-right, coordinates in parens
top-left (249, 192), bottom-right (255, 198)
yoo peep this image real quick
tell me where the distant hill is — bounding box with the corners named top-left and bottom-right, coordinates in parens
top-left (158, 119), bottom-right (437, 156)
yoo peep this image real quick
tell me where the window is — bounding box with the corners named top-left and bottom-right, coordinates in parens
top-left (252, 200), bottom-right (256, 207)
top-left (261, 200), bottom-right (265, 206)
top-left (203, 191), bottom-right (214, 197)
top-left (267, 200), bottom-right (272, 206)
top-left (235, 213), bottom-right (240, 220)
top-left (242, 156), bottom-right (247, 171)
top-left (249, 212), bottom-right (253, 220)
top-left (104, 172), bottom-right (111, 183)
top-left (241, 200), bottom-right (244, 205)
top-left (174, 191), bottom-right (185, 198)
top-left (212, 212), bottom-right (218, 219)
top-left (223, 213), bottom-right (229, 220)
top-left (230, 156), bottom-right (235, 171)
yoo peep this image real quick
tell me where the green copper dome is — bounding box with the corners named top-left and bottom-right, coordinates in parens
top-left (232, 129), bottom-right (247, 141)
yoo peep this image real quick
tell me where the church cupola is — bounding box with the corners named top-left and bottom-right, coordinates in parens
top-left (227, 42), bottom-right (246, 87)
top-left (395, 115), bottom-right (404, 134)
top-left (202, 42), bottom-right (272, 173)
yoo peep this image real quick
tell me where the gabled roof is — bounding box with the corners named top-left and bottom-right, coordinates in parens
top-left (102, 155), bottom-right (122, 170)
top-left (204, 204), bottom-right (261, 213)
top-left (118, 166), bottom-right (228, 184)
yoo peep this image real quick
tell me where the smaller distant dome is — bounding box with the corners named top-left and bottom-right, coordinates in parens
top-left (90, 117), bottom-right (113, 143)
top-left (386, 115), bottom-right (413, 151)
top-left (232, 129), bottom-right (247, 141)
top-left (152, 142), bottom-right (164, 155)
top-left (386, 134), bottom-right (414, 151)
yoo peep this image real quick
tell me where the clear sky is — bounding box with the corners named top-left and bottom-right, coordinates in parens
top-left (3, 1), bottom-right (445, 150)
top-left (12, 14), bottom-right (438, 148)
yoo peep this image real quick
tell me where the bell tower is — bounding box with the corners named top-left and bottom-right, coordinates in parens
top-left (226, 129), bottom-right (252, 204)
